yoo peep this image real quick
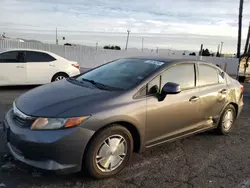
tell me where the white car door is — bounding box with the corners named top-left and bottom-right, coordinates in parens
top-left (0, 51), bottom-right (27, 86)
top-left (26, 51), bottom-right (57, 84)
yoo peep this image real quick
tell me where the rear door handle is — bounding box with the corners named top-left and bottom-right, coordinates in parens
top-left (219, 89), bottom-right (228, 94)
top-left (189, 96), bottom-right (199, 102)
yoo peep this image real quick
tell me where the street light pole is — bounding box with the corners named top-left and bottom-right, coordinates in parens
top-left (220, 41), bottom-right (224, 56)
top-left (125, 30), bottom-right (130, 51)
top-left (96, 42), bottom-right (98, 51)
top-left (56, 28), bottom-right (58, 45)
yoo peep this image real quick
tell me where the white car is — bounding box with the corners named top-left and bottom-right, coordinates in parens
top-left (0, 48), bottom-right (80, 86)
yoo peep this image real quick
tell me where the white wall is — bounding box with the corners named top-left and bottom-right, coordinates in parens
top-left (0, 40), bottom-right (239, 76)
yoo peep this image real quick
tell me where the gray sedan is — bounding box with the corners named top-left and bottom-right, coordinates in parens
top-left (3, 57), bottom-right (244, 179)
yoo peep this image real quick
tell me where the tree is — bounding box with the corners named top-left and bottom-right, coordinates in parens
top-left (114, 46), bottom-right (121, 50)
top-left (189, 52), bottom-right (196, 56)
top-left (103, 45), bottom-right (111, 49)
top-left (103, 45), bottom-right (121, 50)
top-left (64, 43), bottom-right (72, 46)
top-left (201, 48), bottom-right (211, 56)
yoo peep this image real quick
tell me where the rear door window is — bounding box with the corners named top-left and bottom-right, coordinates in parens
top-left (26, 51), bottom-right (56, 62)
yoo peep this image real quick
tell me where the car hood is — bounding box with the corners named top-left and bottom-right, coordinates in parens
top-left (15, 79), bottom-right (119, 117)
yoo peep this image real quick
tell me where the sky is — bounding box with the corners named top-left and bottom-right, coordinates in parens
top-left (1, 0), bottom-right (250, 53)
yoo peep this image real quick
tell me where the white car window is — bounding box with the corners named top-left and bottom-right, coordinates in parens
top-left (0, 51), bottom-right (25, 63)
top-left (0, 51), bottom-right (19, 62)
top-left (26, 51), bottom-right (56, 62)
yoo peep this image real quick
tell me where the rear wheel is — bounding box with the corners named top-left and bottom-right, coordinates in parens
top-left (216, 104), bottom-right (236, 135)
top-left (84, 125), bottom-right (133, 179)
top-left (51, 73), bottom-right (69, 82)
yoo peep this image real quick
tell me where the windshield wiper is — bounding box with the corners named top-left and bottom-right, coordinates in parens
top-left (81, 78), bottom-right (121, 91)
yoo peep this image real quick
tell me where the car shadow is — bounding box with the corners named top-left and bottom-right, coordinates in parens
top-left (0, 130), bottom-right (219, 186)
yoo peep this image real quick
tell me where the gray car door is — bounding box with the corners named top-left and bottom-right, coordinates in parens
top-left (197, 63), bottom-right (229, 124)
top-left (145, 62), bottom-right (204, 146)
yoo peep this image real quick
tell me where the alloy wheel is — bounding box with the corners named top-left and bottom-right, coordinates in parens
top-left (222, 109), bottom-right (234, 131)
top-left (55, 76), bottom-right (65, 81)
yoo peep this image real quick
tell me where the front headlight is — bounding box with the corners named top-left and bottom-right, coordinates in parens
top-left (31, 116), bottom-right (90, 130)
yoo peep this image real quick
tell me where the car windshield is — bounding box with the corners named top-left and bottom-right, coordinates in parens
top-left (76, 58), bottom-right (166, 90)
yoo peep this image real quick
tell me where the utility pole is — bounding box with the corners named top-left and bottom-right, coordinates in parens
top-left (220, 41), bottom-right (224, 56)
top-left (237, 0), bottom-right (244, 58)
top-left (141, 37), bottom-right (144, 52)
top-left (199, 44), bottom-right (203, 60)
top-left (216, 44), bottom-right (220, 57)
top-left (125, 30), bottom-right (130, 51)
top-left (156, 47), bottom-right (159, 53)
top-left (95, 42), bottom-right (98, 51)
top-left (244, 22), bottom-right (250, 53)
top-left (217, 44), bottom-right (220, 53)
top-left (56, 28), bottom-right (58, 45)
top-left (236, 0), bottom-right (244, 80)
top-left (199, 44), bottom-right (203, 55)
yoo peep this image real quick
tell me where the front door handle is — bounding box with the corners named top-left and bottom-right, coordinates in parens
top-left (219, 89), bottom-right (228, 94)
top-left (189, 96), bottom-right (199, 102)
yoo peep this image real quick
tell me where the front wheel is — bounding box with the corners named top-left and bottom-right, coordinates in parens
top-left (84, 125), bottom-right (133, 179)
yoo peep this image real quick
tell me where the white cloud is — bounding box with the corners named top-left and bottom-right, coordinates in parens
top-left (1, 0), bottom-right (250, 52)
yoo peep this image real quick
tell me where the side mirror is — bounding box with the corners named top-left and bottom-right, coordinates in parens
top-left (162, 82), bottom-right (181, 95)
top-left (158, 82), bottom-right (181, 101)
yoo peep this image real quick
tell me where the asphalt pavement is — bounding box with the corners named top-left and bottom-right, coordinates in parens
top-left (0, 83), bottom-right (250, 188)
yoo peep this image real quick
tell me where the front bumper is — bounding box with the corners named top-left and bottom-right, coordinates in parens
top-left (4, 110), bottom-right (94, 174)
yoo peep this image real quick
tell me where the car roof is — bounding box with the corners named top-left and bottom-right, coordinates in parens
top-left (0, 48), bottom-right (68, 61)
top-left (122, 56), bottom-right (200, 64)
top-left (0, 48), bottom-right (53, 54)
top-left (122, 56), bottom-right (222, 70)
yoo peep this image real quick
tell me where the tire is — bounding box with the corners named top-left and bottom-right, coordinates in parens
top-left (51, 73), bottom-right (69, 82)
top-left (216, 104), bottom-right (236, 135)
top-left (84, 125), bottom-right (133, 179)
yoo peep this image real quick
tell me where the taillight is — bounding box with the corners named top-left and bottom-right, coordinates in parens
top-left (72, 64), bottom-right (80, 69)
top-left (240, 84), bottom-right (244, 93)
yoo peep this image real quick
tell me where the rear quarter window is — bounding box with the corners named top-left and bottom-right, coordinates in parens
top-left (199, 64), bottom-right (220, 86)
